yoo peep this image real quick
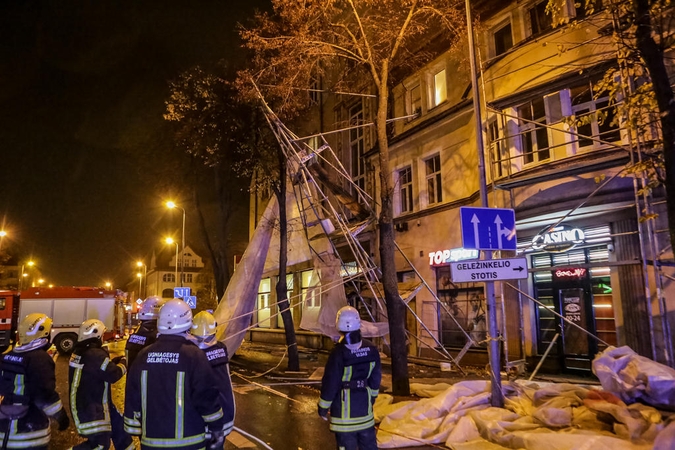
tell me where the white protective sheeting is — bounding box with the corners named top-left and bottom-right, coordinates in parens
top-left (593, 346), bottom-right (675, 411)
top-left (375, 380), bottom-right (669, 449)
top-left (214, 196), bottom-right (277, 357)
top-left (299, 253), bottom-right (390, 338)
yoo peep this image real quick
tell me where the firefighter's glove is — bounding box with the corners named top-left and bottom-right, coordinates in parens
top-left (318, 407), bottom-right (329, 421)
top-left (53, 408), bottom-right (70, 431)
top-left (112, 356), bottom-right (127, 367)
top-left (207, 429), bottom-right (224, 450)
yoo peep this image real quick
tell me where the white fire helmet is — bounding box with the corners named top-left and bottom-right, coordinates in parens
top-left (336, 306), bottom-right (361, 332)
top-left (191, 311), bottom-right (217, 338)
top-left (158, 298), bottom-right (193, 335)
top-left (78, 319), bottom-right (106, 342)
top-left (138, 296), bottom-right (165, 320)
top-left (18, 313), bottom-right (53, 345)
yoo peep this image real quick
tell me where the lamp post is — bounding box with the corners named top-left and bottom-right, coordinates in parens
top-left (166, 201), bottom-right (186, 287)
top-left (136, 272), bottom-right (142, 300)
top-left (165, 237), bottom-right (179, 287)
top-left (19, 260), bottom-right (35, 291)
top-left (136, 261), bottom-right (147, 298)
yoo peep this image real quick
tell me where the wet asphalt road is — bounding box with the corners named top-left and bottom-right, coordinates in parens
top-left (49, 341), bottom-right (442, 450)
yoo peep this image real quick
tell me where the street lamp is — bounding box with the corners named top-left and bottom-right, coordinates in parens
top-left (0, 230), bottom-right (6, 251)
top-left (166, 201), bottom-right (186, 287)
top-left (164, 237), bottom-right (179, 286)
top-left (105, 281), bottom-right (112, 289)
top-left (136, 261), bottom-right (147, 298)
top-left (19, 260), bottom-right (35, 291)
top-left (136, 272), bottom-right (143, 299)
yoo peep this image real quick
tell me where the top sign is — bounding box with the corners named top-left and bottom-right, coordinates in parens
top-left (460, 207), bottom-right (517, 251)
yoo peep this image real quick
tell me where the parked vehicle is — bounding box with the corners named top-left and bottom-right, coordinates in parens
top-left (0, 286), bottom-right (125, 354)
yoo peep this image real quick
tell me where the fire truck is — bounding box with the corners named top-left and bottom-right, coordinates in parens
top-left (0, 286), bottom-right (126, 354)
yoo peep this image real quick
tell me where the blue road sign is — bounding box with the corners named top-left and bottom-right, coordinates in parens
top-left (460, 207), bottom-right (517, 251)
top-left (185, 296), bottom-right (197, 309)
top-left (173, 287), bottom-right (191, 299)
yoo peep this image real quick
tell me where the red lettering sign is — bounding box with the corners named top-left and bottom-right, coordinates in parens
top-left (553, 268), bottom-right (587, 281)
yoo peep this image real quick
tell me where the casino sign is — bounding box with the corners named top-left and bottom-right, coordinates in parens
top-left (532, 225), bottom-right (585, 253)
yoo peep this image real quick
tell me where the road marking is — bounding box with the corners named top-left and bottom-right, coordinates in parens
top-left (227, 430), bottom-right (257, 448)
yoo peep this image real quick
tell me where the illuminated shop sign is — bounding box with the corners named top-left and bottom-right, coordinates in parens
top-left (429, 248), bottom-right (479, 266)
top-left (553, 267), bottom-right (587, 281)
top-left (532, 225), bottom-right (585, 252)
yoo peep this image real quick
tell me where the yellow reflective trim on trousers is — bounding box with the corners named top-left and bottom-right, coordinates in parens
top-left (176, 371), bottom-right (185, 439)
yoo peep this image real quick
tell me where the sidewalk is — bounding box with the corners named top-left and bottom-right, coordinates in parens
top-left (230, 340), bottom-right (600, 395)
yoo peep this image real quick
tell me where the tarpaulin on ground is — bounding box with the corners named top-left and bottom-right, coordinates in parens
top-left (592, 345), bottom-right (675, 411)
top-left (375, 379), bottom-right (671, 449)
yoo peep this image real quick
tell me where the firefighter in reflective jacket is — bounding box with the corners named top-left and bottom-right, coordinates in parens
top-left (190, 311), bottom-right (235, 437)
top-left (0, 313), bottom-right (70, 450)
top-left (318, 306), bottom-right (381, 450)
top-left (125, 296), bottom-right (165, 368)
top-left (69, 319), bottom-right (133, 450)
top-left (124, 299), bottom-right (225, 450)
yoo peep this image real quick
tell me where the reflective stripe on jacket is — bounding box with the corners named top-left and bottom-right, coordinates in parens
top-left (69, 338), bottom-right (127, 436)
top-left (318, 339), bottom-right (381, 433)
top-left (124, 334), bottom-right (224, 450)
top-left (0, 341), bottom-right (63, 449)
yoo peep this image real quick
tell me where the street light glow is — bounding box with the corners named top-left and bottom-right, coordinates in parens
top-left (0, 231), bottom-right (6, 238)
top-left (166, 201), bottom-right (177, 209)
top-left (105, 282), bottom-right (112, 288)
top-left (165, 237), bottom-right (175, 245)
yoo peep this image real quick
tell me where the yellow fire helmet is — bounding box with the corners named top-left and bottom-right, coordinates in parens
top-left (191, 311), bottom-right (217, 338)
top-left (18, 313), bottom-right (53, 345)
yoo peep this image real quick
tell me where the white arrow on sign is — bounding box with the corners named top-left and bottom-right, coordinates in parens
top-left (471, 214), bottom-right (481, 248)
top-left (450, 257), bottom-right (528, 283)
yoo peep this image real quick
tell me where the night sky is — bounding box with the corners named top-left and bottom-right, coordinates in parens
top-left (0, 0), bottom-right (269, 287)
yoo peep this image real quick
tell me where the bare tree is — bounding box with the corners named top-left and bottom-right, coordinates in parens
top-left (241, 0), bottom-right (466, 395)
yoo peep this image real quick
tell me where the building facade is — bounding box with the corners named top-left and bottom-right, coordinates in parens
top-left (249, 0), bottom-right (675, 373)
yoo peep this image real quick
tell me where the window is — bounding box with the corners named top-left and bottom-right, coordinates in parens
top-left (570, 83), bottom-right (621, 150)
top-left (309, 78), bottom-right (320, 104)
top-left (301, 270), bottom-right (320, 308)
top-left (529, 1), bottom-right (552, 36)
top-left (349, 102), bottom-right (366, 195)
top-left (257, 278), bottom-right (271, 328)
top-left (184, 273), bottom-right (193, 283)
top-left (191, 259), bottom-right (197, 267)
top-left (494, 22), bottom-right (513, 56)
top-left (277, 274), bottom-right (294, 327)
top-left (399, 166), bottom-right (414, 213)
top-left (163, 273), bottom-right (175, 283)
top-left (517, 98), bottom-right (551, 164)
top-left (431, 69), bottom-right (447, 107)
top-left (488, 119), bottom-right (504, 178)
top-left (425, 155), bottom-right (442, 205)
top-left (407, 83), bottom-right (422, 117)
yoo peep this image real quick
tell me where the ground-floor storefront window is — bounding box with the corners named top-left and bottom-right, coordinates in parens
top-left (436, 266), bottom-right (486, 348)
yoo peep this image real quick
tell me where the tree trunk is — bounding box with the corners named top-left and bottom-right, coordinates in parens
top-left (275, 157), bottom-right (300, 372)
top-left (375, 73), bottom-right (410, 396)
top-left (635, 0), bottom-right (675, 254)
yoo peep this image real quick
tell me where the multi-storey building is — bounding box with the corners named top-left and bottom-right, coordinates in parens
top-left (249, 0), bottom-right (675, 373)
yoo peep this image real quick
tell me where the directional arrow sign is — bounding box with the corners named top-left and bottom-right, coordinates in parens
top-left (460, 207), bottom-right (517, 251)
top-left (450, 257), bottom-right (528, 283)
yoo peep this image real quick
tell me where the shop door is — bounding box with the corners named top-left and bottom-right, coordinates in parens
top-left (558, 286), bottom-right (595, 371)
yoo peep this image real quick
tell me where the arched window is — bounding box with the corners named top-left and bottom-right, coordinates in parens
top-left (162, 288), bottom-right (174, 299)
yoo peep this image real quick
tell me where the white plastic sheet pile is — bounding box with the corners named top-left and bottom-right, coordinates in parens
top-left (375, 379), bottom-right (671, 449)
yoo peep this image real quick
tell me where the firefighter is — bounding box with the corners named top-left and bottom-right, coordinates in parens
top-left (0, 313), bottom-right (70, 450)
top-left (124, 298), bottom-right (225, 450)
top-left (190, 311), bottom-right (235, 437)
top-left (69, 319), bottom-right (133, 450)
top-left (125, 295), bottom-right (165, 368)
top-left (318, 306), bottom-right (381, 450)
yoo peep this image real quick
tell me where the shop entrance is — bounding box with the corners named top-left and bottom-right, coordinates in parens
top-left (533, 246), bottom-right (617, 373)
